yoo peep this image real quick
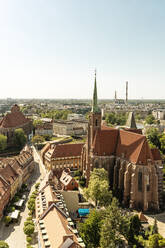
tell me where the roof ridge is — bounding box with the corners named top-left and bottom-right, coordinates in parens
top-left (40, 202), bottom-right (68, 221)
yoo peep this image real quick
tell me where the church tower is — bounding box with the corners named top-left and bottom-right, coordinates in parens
top-left (88, 71), bottom-right (101, 152)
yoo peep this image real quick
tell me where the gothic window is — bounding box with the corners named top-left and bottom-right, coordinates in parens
top-left (138, 171), bottom-right (142, 192)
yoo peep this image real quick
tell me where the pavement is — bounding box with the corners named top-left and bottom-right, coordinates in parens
top-left (145, 212), bottom-right (165, 238)
top-left (0, 147), bottom-right (45, 248)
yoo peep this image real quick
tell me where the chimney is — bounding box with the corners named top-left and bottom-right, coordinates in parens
top-left (126, 81), bottom-right (128, 104)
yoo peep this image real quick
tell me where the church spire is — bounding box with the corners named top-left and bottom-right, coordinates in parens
top-left (92, 70), bottom-right (101, 113)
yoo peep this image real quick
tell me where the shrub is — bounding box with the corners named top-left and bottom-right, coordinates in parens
top-left (23, 224), bottom-right (35, 236)
top-left (26, 217), bottom-right (33, 221)
top-left (24, 221), bottom-right (34, 227)
top-left (35, 183), bottom-right (40, 190)
top-left (4, 216), bottom-right (12, 226)
top-left (74, 170), bottom-right (82, 177)
top-left (12, 195), bottom-right (20, 203)
top-left (26, 236), bottom-right (32, 244)
top-left (6, 205), bottom-right (15, 213)
top-left (0, 241), bottom-right (9, 248)
top-left (26, 245), bottom-right (33, 248)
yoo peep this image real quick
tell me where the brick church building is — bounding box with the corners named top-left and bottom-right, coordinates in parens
top-left (0, 104), bottom-right (33, 145)
top-left (81, 74), bottom-right (163, 211)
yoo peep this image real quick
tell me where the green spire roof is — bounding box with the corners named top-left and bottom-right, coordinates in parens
top-left (92, 71), bottom-right (101, 113)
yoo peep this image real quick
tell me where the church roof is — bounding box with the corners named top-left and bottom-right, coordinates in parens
top-left (126, 112), bottom-right (137, 129)
top-left (92, 126), bottom-right (154, 165)
top-left (0, 104), bottom-right (30, 128)
top-left (92, 126), bottom-right (118, 156)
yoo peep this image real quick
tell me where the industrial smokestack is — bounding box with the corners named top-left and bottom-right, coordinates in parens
top-left (115, 90), bottom-right (117, 100)
top-left (126, 81), bottom-right (128, 104)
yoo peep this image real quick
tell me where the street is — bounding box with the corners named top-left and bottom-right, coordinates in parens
top-left (0, 146), bottom-right (45, 248)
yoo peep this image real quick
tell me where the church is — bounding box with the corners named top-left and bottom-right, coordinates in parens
top-left (81, 74), bottom-right (163, 211)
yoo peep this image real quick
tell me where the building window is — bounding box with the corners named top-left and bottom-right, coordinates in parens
top-left (95, 119), bottom-right (98, 126)
top-left (138, 172), bottom-right (142, 192)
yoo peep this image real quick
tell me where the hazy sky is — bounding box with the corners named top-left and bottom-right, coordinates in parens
top-left (0, 0), bottom-right (165, 99)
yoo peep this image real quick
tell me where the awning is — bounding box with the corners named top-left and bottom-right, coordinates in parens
top-left (8, 210), bottom-right (20, 219)
top-left (78, 208), bottom-right (89, 217)
top-left (14, 199), bottom-right (24, 207)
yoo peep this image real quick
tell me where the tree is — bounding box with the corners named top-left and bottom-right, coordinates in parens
top-left (100, 198), bottom-right (128, 248)
top-left (126, 215), bottom-right (142, 244)
top-left (0, 134), bottom-right (7, 151)
top-left (31, 135), bottom-right (45, 144)
top-left (148, 234), bottom-right (163, 248)
top-left (13, 128), bottom-right (27, 149)
top-left (145, 114), bottom-right (155, 125)
top-left (160, 134), bottom-right (165, 154)
top-left (79, 209), bottom-right (104, 248)
top-left (146, 128), bottom-right (161, 150)
top-left (23, 224), bottom-right (35, 236)
top-left (0, 241), bottom-right (9, 248)
top-left (84, 168), bottom-right (112, 207)
top-left (33, 119), bottom-right (43, 128)
top-left (152, 218), bottom-right (158, 235)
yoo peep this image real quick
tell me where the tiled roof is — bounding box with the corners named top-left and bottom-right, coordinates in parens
top-left (0, 164), bottom-right (18, 185)
top-left (0, 104), bottom-right (30, 128)
top-left (93, 126), bottom-right (154, 165)
top-left (123, 128), bottom-right (143, 135)
top-left (49, 143), bottom-right (84, 159)
top-left (151, 148), bottom-right (162, 161)
top-left (116, 129), bottom-right (153, 165)
top-left (92, 127), bottom-right (118, 156)
top-left (0, 176), bottom-right (10, 200)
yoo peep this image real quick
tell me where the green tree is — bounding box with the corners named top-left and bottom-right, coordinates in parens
top-left (146, 128), bottom-right (162, 150)
top-left (33, 119), bottom-right (43, 128)
top-left (152, 218), bottom-right (158, 235)
top-left (31, 135), bottom-right (45, 144)
top-left (23, 224), bottom-right (35, 236)
top-left (148, 234), bottom-right (163, 248)
top-left (159, 238), bottom-right (165, 247)
top-left (13, 128), bottom-right (27, 149)
top-left (100, 198), bottom-right (127, 248)
top-left (160, 134), bottom-right (165, 154)
top-left (79, 209), bottom-right (104, 248)
top-left (0, 241), bottom-right (9, 248)
top-left (145, 114), bottom-right (155, 125)
top-left (126, 215), bottom-right (142, 244)
top-left (84, 168), bottom-right (112, 207)
top-left (0, 134), bottom-right (7, 151)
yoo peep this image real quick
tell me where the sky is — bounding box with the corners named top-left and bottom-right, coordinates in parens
top-left (0, 0), bottom-right (165, 99)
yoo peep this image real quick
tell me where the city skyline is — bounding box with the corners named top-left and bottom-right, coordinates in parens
top-left (0, 0), bottom-right (165, 99)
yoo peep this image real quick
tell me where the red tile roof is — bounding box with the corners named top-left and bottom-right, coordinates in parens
top-left (92, 126), bottom-right (154, 165)
top-left (116, 129), bottom-right (153, 164)
top-left (92, 127), bottom-right (118, 156)
top-left (0, 164), bottom-right (18, 185)
top-left (50, 143), bottom-right (84, 159)
top-left (0, 104), bottom-right (30, 128)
